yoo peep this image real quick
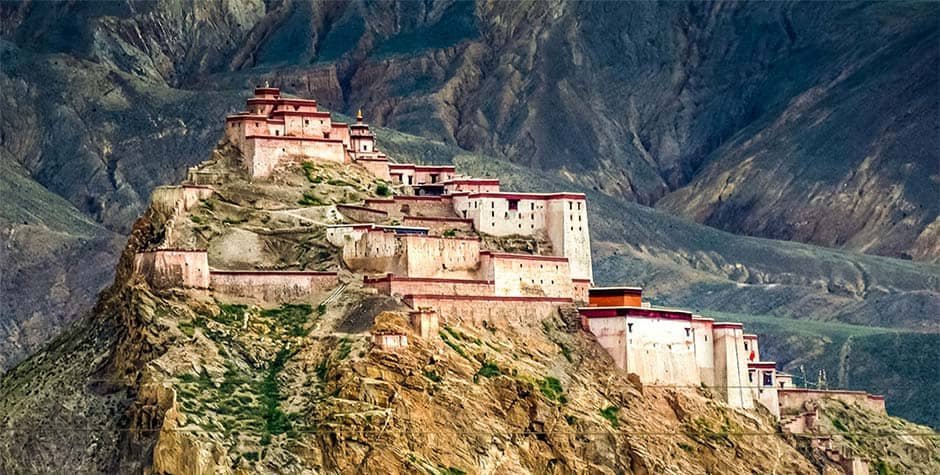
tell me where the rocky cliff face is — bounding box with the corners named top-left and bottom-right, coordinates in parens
top-left (3, 154), bottom-right (935, 474)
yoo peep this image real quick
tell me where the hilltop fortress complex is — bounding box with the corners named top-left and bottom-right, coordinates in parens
top-left (135, 87), bottom-right (886, 429)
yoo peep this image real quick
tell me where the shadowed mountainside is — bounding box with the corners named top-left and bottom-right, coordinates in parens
top-left (2, 0), bottom-right (938, 261)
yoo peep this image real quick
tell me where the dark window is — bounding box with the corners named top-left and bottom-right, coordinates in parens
top-left (508, 199), bottom-right (519, 211)
top-left (744, 343), bottom-right (748, 351)
top-left (531, 203), bottom-right (535, 210)
top-left (628, 323), bottom-right (634, 333)
top-left (762, 372), bottom-right (773, 387)
top-left (685, 328), bottom-right (691, 337)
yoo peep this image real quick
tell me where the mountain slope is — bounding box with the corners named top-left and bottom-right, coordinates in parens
top-left (2, 0), bottom-right (938, 261)
top-left (0, 159), bottom-right (123, 369)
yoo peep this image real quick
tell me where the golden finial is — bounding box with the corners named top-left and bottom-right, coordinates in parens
top-left (356, 109), bottom-right (363, 122)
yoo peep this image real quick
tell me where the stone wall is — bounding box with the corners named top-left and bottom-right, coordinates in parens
top-left (244, 137), bottom-right (347, 178)
top-left (404, 295), bottom-right (570, 327)
top-left (444, 179), bottom-right (500, 194)
top-left (581, 316), bottom-right (627, 369)
top-left (624, 314), bottom-right (699, 386)
top-left (778, 389), bottom-right (886, 414)
top-left (572, 279), bottom-right (591, 303)
top-left (401, 216), bottom-right (474, 235)
top-left (133, 250), bottom-right (210, 289)
top-left (336, 205), bottom-right (388, 223)
top-left (401, 235), bottom-right (481, 279)
top-left (342, 231), bottom-right (481, 279)
top-left (373, 333), bottom-right (408, 350)
top-left (209, 271), bottom-right (338, 303)
top-left (480, 252), bottom-right (574, 298)
top-left (364, 275), bottom-right (495, 297)
top-left (364, 196), bottom-right (456, 219)
top-left (342, 230), bottom-right (404, 274)
top-left (356, 158), bottom-right (391, 181)
top-left (150, 185), bottom-right (214, 216)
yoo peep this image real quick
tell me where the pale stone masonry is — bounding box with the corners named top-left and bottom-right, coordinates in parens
top-left (133, 87), bottom-right (889, 419)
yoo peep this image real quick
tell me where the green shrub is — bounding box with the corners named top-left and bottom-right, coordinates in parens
top-left (600, 406), bottom-right (620, 428)
top-left (423, 370), bottom-right (442, 383)
top-left (874, 460), bottom-right (897, 475)
top-left (476, 361), bottom-right (501, 379)
top-left (442, 228), bottom-right (457, 237)
top-left (261, 303), bottom-right (313, 337)
top-left (376, 183), bottom-right (391, 196)
top-left (336, 338), bottom-right (352, 360)
top-left (178, 320), bottom-right (196, 337)
top-left (832, 418), bottom-right (848, 432)
top-left (316, 303), bottom-right (327, 315)
top-left (189, 215), bottom-right (203, 224)
top-left (539, 377), bottom-right (565, 402)
top-left (215, 303), bottom-right (247, 326)
top-left (439, 332), bottom-right (471, 360)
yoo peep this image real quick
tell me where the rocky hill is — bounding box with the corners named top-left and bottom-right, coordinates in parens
top-left (1, 0), bottom-right (938, 433)
top-left (2, 152), bottom-right (936, 474)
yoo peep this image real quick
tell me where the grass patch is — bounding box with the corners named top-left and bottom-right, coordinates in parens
top-left (442, 228), bottom-right (457, 238)
top-left (259, 346), bottom-right (293, 437)
top-left (189, 215), bottom-right (203, 224)
top-left (301, 162), bottom-right (320, 183)
top-left (214, 303), bottom-right (247, 326)
top-left (832, 418), bottom-right (849, 432)
top-left (423, 370), bottom-right (442, 383)
top-left (178, 320), bottom-right (196, 337)
top-left (336, 338), bottom-right (352, 360)
top-left (539, 377), bottom-right (566, 403)
top-left (556, 342), bottom-right (573, 363)
top-left (439, 331), bottom-right (471, 361)
top-left (261, 303), bottom-right (313, 337)
top-left (600, 405), bottom-right (620, 428)
top-left (476, 361), bottom-right (501, 380)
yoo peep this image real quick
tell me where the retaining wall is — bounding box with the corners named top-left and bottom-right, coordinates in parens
top-left (336, 204), bottom-right (388, 223)
top-left (134, 249), bottom-right (209, 289)
top-left (401, 216), bottom-right (474, 235)
top-left (209, 270), bottom-right (338, 303)
top-left (778, 389), bottom-right (886, 414)
top-left (364, 275), bottom-right (495, 297)
top-left (404, 295), bottom-right (569, 327)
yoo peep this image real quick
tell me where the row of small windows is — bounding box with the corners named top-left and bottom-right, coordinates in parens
top-left (520, 278), bottom-right (556, 285)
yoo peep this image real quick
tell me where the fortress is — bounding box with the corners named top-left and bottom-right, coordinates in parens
top-left (135, 87), bottom-right (886, 430)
